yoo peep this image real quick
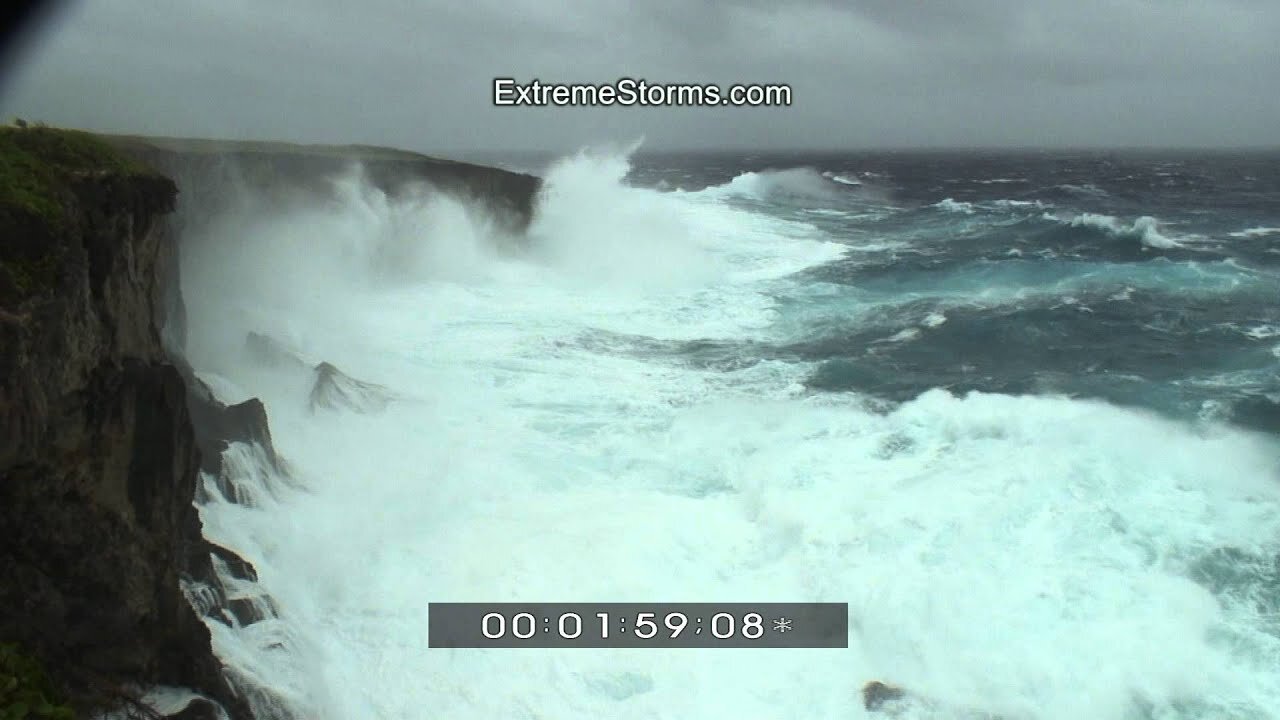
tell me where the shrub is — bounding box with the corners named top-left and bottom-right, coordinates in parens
top-left (0, 643), bottom-right (75, 720)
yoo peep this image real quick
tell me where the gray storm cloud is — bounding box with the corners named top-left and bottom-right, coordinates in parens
top-left (0, 0), bottom-right (1276, 152)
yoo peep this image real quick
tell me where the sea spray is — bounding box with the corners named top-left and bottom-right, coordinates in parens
top-left (178, 147), bottom-right (1280, 720)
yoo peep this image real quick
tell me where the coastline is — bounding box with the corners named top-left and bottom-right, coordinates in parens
top-left (0, 125), bottom-right (539, 719)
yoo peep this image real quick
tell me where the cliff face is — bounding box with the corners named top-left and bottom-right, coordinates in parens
top-left (0, 127), bottom-right (541, 719)
top-left (0, 128), bottom-right (251, 717)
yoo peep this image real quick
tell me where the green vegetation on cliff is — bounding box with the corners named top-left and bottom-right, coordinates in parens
top-left (0, 644), bottom-right (74, 720)
top-left (0, 124), bottom-right (160, 302)
top-left (0, 124), bottom-right (154, 223)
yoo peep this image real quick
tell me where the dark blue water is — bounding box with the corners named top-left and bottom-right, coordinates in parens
top-left (625, 150), bottom-right (1280, 435)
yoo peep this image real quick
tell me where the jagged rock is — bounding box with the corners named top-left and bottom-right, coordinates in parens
top-left (180, 359), bottom-right (286, 477)
top-left (308, 361), bottom-right (393, 413)
top-left (208, 541), bottom-right (258, 583)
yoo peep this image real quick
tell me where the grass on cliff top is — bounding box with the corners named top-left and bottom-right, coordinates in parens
top-left (0, 124), bottom-right (161, 303)
top-left (103, 132), bottom-right (461, 164)
top-left (0, 124), bottom-right (157, 228)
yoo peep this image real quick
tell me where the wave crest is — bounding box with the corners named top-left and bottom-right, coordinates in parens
top-left (934, 198), bottom-right (976, 214)
top-left (1046, 212), bottom-right (1182, 249)
top-left (696, 167), bottom-right (843, 202)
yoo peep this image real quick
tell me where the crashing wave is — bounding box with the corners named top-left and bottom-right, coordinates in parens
top-left (1046, 212), bottom-right (1182, 249)
top-left (697, 167), bottom-right (843, 201)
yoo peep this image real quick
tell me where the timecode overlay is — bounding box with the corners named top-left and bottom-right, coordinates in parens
top-left (428, 603), bottom-right (848, 648)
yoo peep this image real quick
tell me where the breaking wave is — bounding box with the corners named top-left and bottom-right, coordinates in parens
top-left (695, 167), bottom-right (844, 202)
top-left (822, 171), bottom-right (862, 186)
top-left (1046, 212), bottom-right (1183, 249)
top-left (934, 198), bottom-right (976, 214)
top-left (170, 145), bottom-right (1280, 720)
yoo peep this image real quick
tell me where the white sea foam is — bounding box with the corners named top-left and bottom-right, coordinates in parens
top-left (934, 198), bottom-right (976, 214)
top-left (923, 311), bottom-right (947, 328)
top-left (829, 173), bottom-right (862, 186)
top-left (990, 198), bottom-right (1048, 209)
top-left (1243, 324), bottom-right (1280, 340)
top-left (179, 146), bottom-right (1280, 720)
top-left (1229, 226), bottom-right (1280, 239)
top-left (877, 327), bottom-right (922, 343)
top-left (1056, 183), bottom-right (1110, 196)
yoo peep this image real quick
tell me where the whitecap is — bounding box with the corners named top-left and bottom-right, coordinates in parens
top-left (1228, 226), bottom-right (1280, 239)
top-left (1047, 211), bottom-right (1183, 249)
top-left (923, 312), bottom-right (947, 328)
top-left (934, 198), bottom-right (976, 214)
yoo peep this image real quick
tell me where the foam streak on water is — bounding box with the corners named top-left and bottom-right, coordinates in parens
top-left (182, 150), bottom-right (1280, 720)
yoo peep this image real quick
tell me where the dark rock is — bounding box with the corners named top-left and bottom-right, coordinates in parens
top-left (309, 361), bottom-right (394, 413)
top-left (224, 595), bottom-right (280, 627)
top-left (860, 681), bottom-right (1006, 719)
top-left (862, 680), bottom-right (907, 711)
top-left (182, 362), bottom-right (286, 478)
top-left (0, 160), bottom-right (253, 719)
top-left (167, 698), bottom-right (222, 720)
top-left (208, 541), bottom-right (258, 583)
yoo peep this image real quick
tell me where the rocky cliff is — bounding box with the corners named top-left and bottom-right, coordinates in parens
top-left (0, 126), bottom-right (253, 718)
top-left (0, 126), bottom-right (541, 719)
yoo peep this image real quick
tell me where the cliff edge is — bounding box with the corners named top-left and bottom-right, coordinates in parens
top-left (0, 126), bottom-right (251, 718)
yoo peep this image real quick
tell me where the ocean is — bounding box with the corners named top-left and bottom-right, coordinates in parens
top-left (179, 147), bottom-right (1280, 719)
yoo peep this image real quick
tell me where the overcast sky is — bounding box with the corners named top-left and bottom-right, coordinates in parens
top-left (1, 0), bottom-right (1277, 153)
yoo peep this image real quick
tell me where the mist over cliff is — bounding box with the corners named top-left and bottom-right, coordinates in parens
top-left (0, 126), bottom-right (540, 719)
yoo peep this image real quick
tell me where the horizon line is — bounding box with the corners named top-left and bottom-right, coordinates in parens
top-left (10, 122), bottom-right (1278, 157)
top-left (457, 144), bottom-right (1280, 155)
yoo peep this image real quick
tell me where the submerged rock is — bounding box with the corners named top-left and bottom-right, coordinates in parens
top-left (244, 331), bottom-right (309, 371)
top-left (861, 680), bottom-right (1005, 719)
top-left (167, 698), bottom-right (222, 720)
top-left (862, 681), bottom-right (907, 711)
top-left (308, 361), bottom-right (394, 413)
